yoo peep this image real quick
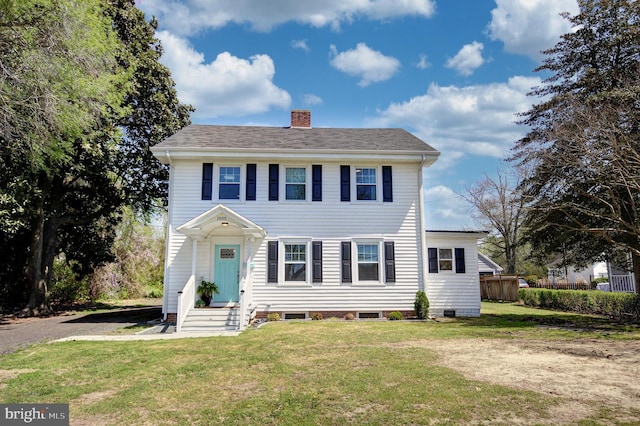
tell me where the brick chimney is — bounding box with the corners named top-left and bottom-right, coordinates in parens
top-left (291, 110), bottom-right (311, 128)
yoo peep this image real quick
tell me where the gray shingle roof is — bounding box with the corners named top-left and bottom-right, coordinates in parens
top-left (152, 124), bottom-right (438, 154)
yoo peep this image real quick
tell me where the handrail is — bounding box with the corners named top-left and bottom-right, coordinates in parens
top-left (238, 277), bottom-right (246, 331)
top-left (176, 275), bottom-right (196, 333)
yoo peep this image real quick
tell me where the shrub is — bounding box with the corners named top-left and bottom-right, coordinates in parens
top-left (195, 300), bottom-right (205, 308)
top-left (388, 311), bottom-right (403, 321)
top-left (414, 291), bottom-right (430, 319)
top-left (344, 313), bottom-right (355, 320)
top-left (519, 288), bottom-right (640, 321)
top-left (311, 312), bottom-right (323, 321)
top-left (267, 312), bottom-right (281, 322)
top-left (147, 288), bottom-right (163, 298)
top-left (524, 275), bottom-right (538, 285)
top-left (51, 257), bottom-right (90, 304)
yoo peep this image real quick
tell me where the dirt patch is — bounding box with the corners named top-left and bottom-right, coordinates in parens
top-left (431, 338), bottom-right (640, 422)
top-left (74, 388), bottom-right (121, 405)
top-left (0, 369), bottom-right (38, 389)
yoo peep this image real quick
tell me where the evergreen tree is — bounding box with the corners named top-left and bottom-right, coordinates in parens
top-left (513, 0), bottom-right (640, 288)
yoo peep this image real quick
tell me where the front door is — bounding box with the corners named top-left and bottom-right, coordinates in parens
top-left (214, 244), bottom-right (240, 304)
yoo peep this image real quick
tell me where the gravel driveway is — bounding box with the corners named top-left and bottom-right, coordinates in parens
top-left (0, 305), bottom-right (162, 354)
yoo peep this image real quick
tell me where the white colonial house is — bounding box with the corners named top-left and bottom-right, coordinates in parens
top-left (151, 111), bottom-right (485, 332)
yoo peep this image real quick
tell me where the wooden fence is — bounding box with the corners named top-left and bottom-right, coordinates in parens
top-left (480, 275), bottom-right (519, 301)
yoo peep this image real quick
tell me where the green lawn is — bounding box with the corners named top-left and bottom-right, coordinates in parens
top-left (1, 302), bottom-right (639, 425)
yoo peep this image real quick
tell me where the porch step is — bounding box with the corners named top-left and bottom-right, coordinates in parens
top-left (180, 307), bottom-right (241, 332)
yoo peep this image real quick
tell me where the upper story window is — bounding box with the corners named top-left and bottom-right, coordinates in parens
top-left (285, 167), bottom-right (306, 200)
top-left (341, 165), bottom-right (392, 203)
top-left (219, 166), bottom-right (240, 200)
top-left (356, 167), bottom-right (377, 200)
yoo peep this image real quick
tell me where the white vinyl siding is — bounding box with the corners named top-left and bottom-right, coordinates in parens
top-left (425, 232), bottom-right (483, 317)
top-left (163, 160), bottom-right (424, 315)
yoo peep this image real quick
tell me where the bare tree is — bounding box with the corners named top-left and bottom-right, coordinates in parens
top-left (463, 168), bottom-right (527, 274)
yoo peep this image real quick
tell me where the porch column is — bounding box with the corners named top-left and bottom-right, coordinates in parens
top-left (191, 237), bottom-right (198, 278)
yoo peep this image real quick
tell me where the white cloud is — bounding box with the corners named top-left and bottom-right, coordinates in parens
top-left (140, 0), bottom-right (436, 35)
top-left (370, 76), bottom-right (541, 165)
top-left (445, 42), bottom-right (485, 76)
top-left (417, 54), bottom-right (431, 69)
top-left (302, 93), bottom-right (323, 106)
top-left (157, 31), bottom-right (291, 119)
top-left (291, 39), bottom-right (310, 52)
top-left (488, 0), bottom-right (579, 61)
top-left (423, 185), bottom-right (474, 230)
top-left (329, 43), bottom-right (400, 87)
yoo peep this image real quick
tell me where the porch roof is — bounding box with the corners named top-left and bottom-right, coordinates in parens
top-left (176, 205), bottom-right (266, 239)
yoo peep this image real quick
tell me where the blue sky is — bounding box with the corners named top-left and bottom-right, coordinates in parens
top-left (137, 0), bottom-right (579, 230)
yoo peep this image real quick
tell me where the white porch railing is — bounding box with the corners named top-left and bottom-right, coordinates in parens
top-left (239, 277), bottom-right (247, 331)
top-left (176, 275), bottom-right (196, 333)
top-left (611, 275), bottom-right (636, 293)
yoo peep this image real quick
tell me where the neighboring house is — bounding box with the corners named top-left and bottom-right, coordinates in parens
top-left (151, 111), bottom-right (485, 332)
top-left (547, 258), bottom-right (636, 293)
top-left (478, 252), bottom-right (504, 276)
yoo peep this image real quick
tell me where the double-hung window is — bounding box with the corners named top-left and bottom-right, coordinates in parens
top-left (284, 243), bottom-right (306, 281)
top-left (428, 247), bottom-right (466, 273)
top-left (438, 249), bottom-right (453, 271)
top-left (218, 166), bottom-right (241, 200)
top-left (285, 167), bottom-right (306, 200)
top-left (356, 167), bottom-right (377, 200)
top-left (357, 243), bottom-right (379, 281)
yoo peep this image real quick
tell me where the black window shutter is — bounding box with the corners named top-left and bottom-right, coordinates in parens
top-left (382, 166), bottom-right (393, 202)
top-left (384, 241), bottom-right (395, 283)
top-left (340, 165), bottom-right (350, 202)
top-left (455, 248), bottom-right (466, 273)
top-left (246, 164), bottom-right (257, 201)
top-left (268, 164), bottom-right (279, 201)
top-left (201, 163), bottom-right (213, 200)
top-left (341, 241), bottom-right (352, 283)
top-left (267, 241), bottom-right (278, 283)
top-left (312, 165), bottom-right (322, 201)
top-left (312, 241), bottom-right (322, 283)
top-left (428, 247), bottom-right (438, 273)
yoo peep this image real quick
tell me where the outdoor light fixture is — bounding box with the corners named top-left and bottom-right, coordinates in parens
top-left (222, 222), bottom-right (229, 227)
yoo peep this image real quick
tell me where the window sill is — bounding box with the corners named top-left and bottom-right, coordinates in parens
top-left (276, 282), bottom-right (313, 287)
top-left (346, 282), bottom-right (387, 287)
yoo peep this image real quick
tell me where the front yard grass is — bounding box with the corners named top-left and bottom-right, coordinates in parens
top-left (1, 302), bottom-right (639, 425)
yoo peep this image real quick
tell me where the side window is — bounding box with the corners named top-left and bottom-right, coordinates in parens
top-left (218, 166), bottom-right (240, 200)
top-left (428, 247), bottom-right (466, 273)
top-left (439, 249), bottom-right (453, 271)
top-left (356, 167), bottom-right (376, 200)
top-left (285, 167), bottom-right (306, 200)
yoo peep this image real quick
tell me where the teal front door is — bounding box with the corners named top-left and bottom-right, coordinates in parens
top-left (214, 244), bottom-right (240, 304)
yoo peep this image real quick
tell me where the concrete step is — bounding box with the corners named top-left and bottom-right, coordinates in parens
top-left (180, 307), bottom-right (241, 332)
